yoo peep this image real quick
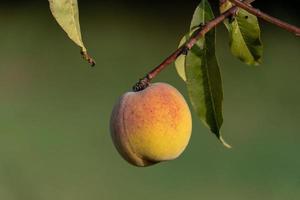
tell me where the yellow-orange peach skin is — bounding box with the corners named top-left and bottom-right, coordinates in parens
top-left (110, 82), bottom-right (192, 167)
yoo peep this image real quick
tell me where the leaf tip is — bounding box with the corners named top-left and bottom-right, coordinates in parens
top-left (219, 136), bottom-right (232, 149)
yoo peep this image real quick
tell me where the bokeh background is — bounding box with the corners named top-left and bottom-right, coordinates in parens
top-left (0, 1), bottom-right (300, 200)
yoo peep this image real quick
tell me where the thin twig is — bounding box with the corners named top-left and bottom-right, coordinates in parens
top-left (132, 1), bottom-right (253, 91)
top-left (133, 0), bottom-right (300, 91)
top-left (229, 0), bottom-right (300, 36)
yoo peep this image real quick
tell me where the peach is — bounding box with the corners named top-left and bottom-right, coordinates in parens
top-left (110, 82), bottom-right (192, 167)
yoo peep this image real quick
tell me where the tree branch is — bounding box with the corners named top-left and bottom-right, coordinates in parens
top-left (229, 0), bottom-right (300, 36)
top-left (132, 2), bottom-right (248, 91)
top-left (133, 0), bottom-right (300, 91)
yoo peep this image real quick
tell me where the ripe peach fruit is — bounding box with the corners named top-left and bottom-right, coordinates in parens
top-left (110, 82), bottom-right (192, 167)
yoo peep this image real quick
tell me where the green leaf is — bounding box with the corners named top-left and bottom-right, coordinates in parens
top-left (49, 0), bottom-right (95, 65)
top-left (185, 0), bottom-right (230, 147)
top-left (220, 1), bottom-right (263, 65)
top-left (175, 35), bottom-right (188, 81)
top-left (175, 26), bottom-right (200, 81)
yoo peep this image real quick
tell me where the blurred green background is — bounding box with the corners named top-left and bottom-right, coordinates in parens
top-left (0, 1), bottom-right (300, 200)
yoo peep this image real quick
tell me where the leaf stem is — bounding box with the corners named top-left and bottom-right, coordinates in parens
top-left (81, 50), bottom-right (96, 67)
top-left (133, 0), bottom-right (254, 91)
top-left (229, 0), bottom-right (300, 36)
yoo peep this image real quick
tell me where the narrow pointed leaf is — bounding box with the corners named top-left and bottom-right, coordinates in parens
top-left (220, 1), bottom-right (263, 65)
top-left (185, 0), bottom-right (230, 147)
top-left (49, 0), bottom-right (95, 66)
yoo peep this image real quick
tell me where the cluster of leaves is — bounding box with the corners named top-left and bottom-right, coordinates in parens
top-left (48, 0), bottom-right (263, 147)
top-left (175, 0), bottom-right (263, 147)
